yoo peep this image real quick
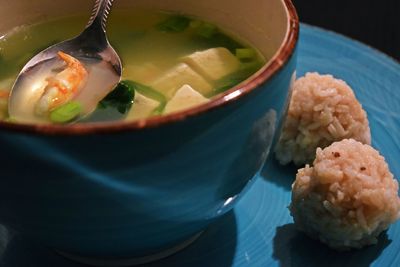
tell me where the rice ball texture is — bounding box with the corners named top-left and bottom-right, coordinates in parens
top-left (275, 72), bottom-right (371, 166)
top-left (290, 139), bottom-right (400, 250)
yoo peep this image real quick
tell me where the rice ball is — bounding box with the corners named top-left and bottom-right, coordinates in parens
top-left (290, 139), bottom-right (400, 250)
top-left (275, 72), bottom-right (371, 166)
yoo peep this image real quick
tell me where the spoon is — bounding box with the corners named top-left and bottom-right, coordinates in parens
top-left (8, 0), bottom-right (121, 124)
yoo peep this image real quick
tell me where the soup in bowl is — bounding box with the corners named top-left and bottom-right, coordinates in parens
top-left (1, 10), bottom-right (267, 124)
top-left (0, 0), bottom-right (298, 263)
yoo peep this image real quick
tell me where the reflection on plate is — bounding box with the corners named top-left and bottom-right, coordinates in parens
top-left (1, 24), bottom-right (400, 267)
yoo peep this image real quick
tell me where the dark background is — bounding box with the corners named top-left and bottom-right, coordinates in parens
top-left (293, 0), bottom-right (400, 61)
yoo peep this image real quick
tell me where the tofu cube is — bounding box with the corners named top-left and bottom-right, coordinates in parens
top-left (164, 84), bottom-right (209, 114)
top-left (126, 93), bottom-right (160, 121)
top-left (182, 47), bottom-right (240, 81)
top-left (151, 63), bottom-right (212, 99)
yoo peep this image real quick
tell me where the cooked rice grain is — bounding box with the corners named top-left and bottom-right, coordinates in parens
top-left (290, 139), bottom-right (400, 250)
top-left (275, 72), bottom-right (371, 165)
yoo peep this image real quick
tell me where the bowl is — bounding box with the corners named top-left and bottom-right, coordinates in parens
top-left (0, 0), bottom-right (298, 264)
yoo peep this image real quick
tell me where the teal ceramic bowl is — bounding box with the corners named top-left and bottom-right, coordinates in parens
top-left (0, 0), bottom-right (298, 264)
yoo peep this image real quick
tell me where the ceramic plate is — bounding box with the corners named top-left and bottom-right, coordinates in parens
top-left (1, 24), bottom-right (400, 267)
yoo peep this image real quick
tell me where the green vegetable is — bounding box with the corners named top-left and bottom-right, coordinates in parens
top-left (212, 61), bottom-right (264, 96)
top-left (156, 15), bottom-right (191, 33)
top-left (196, 22), bottom-right (218, 38)
top-left (235, 48), bottom-right (257, 60)
top-left (99, 81), bottom-right (135, 114)
top-left (50, 101), bottom-right (82, 123)
top-left (121, 80), bottom-right (167, 114)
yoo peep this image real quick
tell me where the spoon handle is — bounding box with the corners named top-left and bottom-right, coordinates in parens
top-left (86, 0), bottom-right (115, 33)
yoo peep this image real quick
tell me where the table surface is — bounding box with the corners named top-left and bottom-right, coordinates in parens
top-left (294, 0), bottom-right (400, 61)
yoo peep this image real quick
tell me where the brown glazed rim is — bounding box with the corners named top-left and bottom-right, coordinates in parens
top-left (0, 0), bottom-right (299, 135)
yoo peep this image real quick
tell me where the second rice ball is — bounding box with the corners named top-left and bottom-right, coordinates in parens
top-left (290, 139), bottom-right (400, 250)
top-left (275, 72), bottom-right (371, 166)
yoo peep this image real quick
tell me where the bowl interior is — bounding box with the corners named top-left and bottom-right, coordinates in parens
top-left (0, 0), bottom-right (296, 134)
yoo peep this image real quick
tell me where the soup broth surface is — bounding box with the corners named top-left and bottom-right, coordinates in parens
top-left (0, 9), bottom-right (266, 123)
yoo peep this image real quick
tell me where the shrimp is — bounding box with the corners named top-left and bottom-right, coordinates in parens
top-left (35, 51), bottom-right (88, 115)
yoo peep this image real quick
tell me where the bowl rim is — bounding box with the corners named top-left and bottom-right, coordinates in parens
top-left (0, 0), bottom-right (299, 135)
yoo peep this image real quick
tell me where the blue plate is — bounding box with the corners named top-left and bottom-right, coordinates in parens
top-left (1, 24), bottom-right (400, 267)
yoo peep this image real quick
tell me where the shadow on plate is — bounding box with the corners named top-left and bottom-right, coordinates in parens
top-left (273, 223), bottom-right (391, 267)
top-left (261, 156), bottom-right (298, 191)
top-left (0, 211), bottom-right (237, 267)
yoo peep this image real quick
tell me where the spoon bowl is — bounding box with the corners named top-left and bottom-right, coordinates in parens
top-left (8, 0), bottom-right (121, 124)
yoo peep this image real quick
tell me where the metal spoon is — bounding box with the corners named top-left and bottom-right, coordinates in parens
top-left (8, 0), bottom-right (121, 124)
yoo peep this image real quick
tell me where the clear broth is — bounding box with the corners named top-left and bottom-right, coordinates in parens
top-left (0, 9), bottom-right (266, 123)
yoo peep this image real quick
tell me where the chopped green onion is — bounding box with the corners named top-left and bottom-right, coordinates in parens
top-left (156, 15), bottom-right (191, 33)
top-left (235, 48), bottom-right (257, 60)
top-left (121, 80), bottom-right (167, 114)
top-left (99, 81), bottom-right (135, 114)
top-left (50, 101), bottom-right (82, 123)
top-left (196, 22), bottom-right (218, 38)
